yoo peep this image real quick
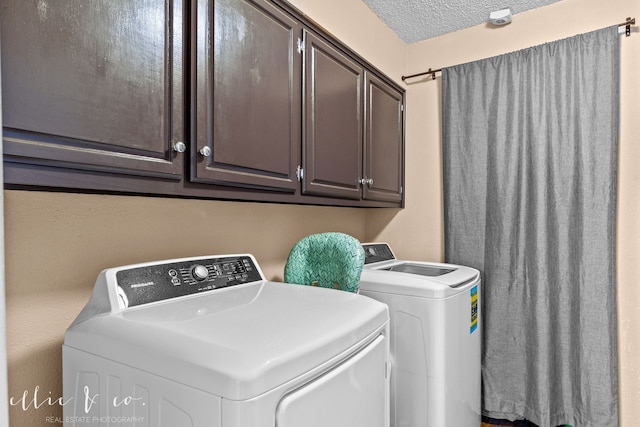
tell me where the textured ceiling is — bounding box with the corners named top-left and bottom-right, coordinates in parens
top-left (361, 0), bottom-right (565, 43)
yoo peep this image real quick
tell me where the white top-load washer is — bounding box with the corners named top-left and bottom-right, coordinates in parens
top-left (63, 254), bottom-right (390, 427)
top-left (357, 243), bottom-right (481, 427)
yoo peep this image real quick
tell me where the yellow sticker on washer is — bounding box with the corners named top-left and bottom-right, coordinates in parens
top-left (470, 285), bottom-right (478, 334)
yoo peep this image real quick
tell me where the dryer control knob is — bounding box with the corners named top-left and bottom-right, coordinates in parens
top-left (191, 265), bottom-right (209, 281)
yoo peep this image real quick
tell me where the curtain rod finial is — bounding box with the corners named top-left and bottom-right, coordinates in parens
top-left (625, 17), bottom-right (635, 37)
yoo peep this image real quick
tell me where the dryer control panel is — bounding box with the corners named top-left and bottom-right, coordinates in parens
top-left (115, 255), bottom-right (264, 308)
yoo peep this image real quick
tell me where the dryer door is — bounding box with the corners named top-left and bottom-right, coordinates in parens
top-left (276, 335), bottom-right (388, 427)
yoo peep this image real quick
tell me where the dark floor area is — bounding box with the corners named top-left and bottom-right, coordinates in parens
top-left (482, 416), bottom-right (539, 426)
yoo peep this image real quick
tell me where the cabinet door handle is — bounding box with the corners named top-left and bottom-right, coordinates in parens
top-left (367, 178), bottom-right (374, 186)
top-left (199, 146), bottom-right (212, 157)
top-left (172, 141), bottom-right (187, 153)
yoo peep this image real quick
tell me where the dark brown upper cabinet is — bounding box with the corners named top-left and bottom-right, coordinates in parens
top-left (302, 30), bottom-right (364, 200)
top-left (192, 0), bottom-right (302, 191)
top-left (301, 31), bottom-right (404, 203)
top-left (363, 72), bottom-right (404, 203)
top-left (2, 0), bottom-right (404, 207)
top-left (0, 0), bottom-right (185, 180)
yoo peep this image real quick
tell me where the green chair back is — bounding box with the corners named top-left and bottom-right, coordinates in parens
top-left (284, 232), bottom-right (365, 293)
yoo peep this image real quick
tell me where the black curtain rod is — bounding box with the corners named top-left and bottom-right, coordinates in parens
top-left (401, 17), bottom-right (636, 82)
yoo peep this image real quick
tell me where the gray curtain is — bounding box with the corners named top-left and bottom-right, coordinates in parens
top-left (442, 26), bottom-right (619, 427)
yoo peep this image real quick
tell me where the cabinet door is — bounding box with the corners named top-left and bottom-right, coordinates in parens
top-left (363, 73), bottom-right (404, 203)
top-left (302, 30), bottom-right (363, 200)
top-left (192, 0), bottom-right (301, 191)
top-left (1, 0), bottom-right (185, 180)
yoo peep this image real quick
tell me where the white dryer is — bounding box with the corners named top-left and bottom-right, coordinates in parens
top-left (63, 254), bottom-right (390, 427)
top-left (358, 243), bottom-right (481, 427)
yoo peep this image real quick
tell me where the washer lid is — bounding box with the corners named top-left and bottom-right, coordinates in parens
top-left (381, 263), bottom-right (456, 277)
top-left (360, 260), bottom-right (480, 298)
top-left (64, 281), bottom-right (388, 400)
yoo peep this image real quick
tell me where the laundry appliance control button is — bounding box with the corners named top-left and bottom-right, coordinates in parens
top-left (191, 265), bottom-right (209, 281)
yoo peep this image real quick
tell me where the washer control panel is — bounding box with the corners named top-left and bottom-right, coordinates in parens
top-left (362, 243), bottom-right (396, 264)
top-left (115, 255), bottom-right (264, 308)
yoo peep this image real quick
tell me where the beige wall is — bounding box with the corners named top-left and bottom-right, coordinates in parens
top-left (4, 0), bottom-right (640, 425)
